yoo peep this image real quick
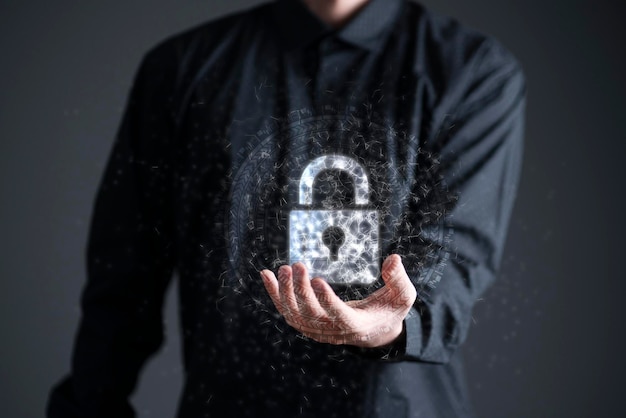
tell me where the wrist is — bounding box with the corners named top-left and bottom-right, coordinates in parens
top-left (353, 320), bottom-right (405, 349)
top-left (343, 321), bottom-right (407, 360)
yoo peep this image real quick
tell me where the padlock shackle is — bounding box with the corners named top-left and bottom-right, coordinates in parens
top-left (298, 155), bottom-right (370, 206)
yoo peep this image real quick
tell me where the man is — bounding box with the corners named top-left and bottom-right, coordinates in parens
top-left (48, 0), bottom-right (525, 417)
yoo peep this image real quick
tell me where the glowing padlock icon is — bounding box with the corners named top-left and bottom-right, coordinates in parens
top-left (288, 155), bottom-right (380, 285)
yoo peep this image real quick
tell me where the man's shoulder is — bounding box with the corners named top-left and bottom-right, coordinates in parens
top-left (140, 2), bottom-right (271, 66)
top-left (405, 1), bottom-right (522, 87)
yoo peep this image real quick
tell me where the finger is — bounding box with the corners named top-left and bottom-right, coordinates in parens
top-left (277, 265), bottom-right (300, 319)
top-left (381, 254), bottom-right (417, 306)
top-left (310, 278), bottom-right (353, 325)
top-left (260, 269), bottom-right (287, 316)
top-left (292, 263), bottom-right (326, 322)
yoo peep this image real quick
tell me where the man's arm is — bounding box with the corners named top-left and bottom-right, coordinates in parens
top-left (47, 44), bottom-right (179, 417)
top-left (403, 37), bottom-right (525, 362)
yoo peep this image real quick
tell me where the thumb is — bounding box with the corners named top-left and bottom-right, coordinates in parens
top-left (381, 254), bottom-right (417, 305)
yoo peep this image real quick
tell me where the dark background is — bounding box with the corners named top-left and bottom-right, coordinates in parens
top-left (1, 0), bottom-right (624, 416)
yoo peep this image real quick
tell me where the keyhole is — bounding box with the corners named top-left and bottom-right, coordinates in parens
top-left (322, 226), bottom-right (345, 262)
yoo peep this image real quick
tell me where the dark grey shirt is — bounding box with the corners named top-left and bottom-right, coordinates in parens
top-left (48, 0), bottom-right (525, 417)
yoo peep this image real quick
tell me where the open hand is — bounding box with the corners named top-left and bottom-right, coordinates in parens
top-left (259, 254), bottom-right (417, 348)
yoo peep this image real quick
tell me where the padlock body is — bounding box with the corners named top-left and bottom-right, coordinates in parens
top-left (289, 209), bottom-right (379, 285)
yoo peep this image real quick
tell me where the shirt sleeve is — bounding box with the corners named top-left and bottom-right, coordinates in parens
top-left (400, 38), bottom-right (526, 363)
top-left (47, 43), bottom-right (179, 417)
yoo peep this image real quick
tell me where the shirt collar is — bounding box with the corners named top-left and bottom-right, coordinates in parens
top-left (272, 0), bottom-right (405, 52)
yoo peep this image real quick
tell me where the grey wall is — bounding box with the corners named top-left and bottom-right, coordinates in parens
top-left (1, 1), bottom-right (624, 417)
